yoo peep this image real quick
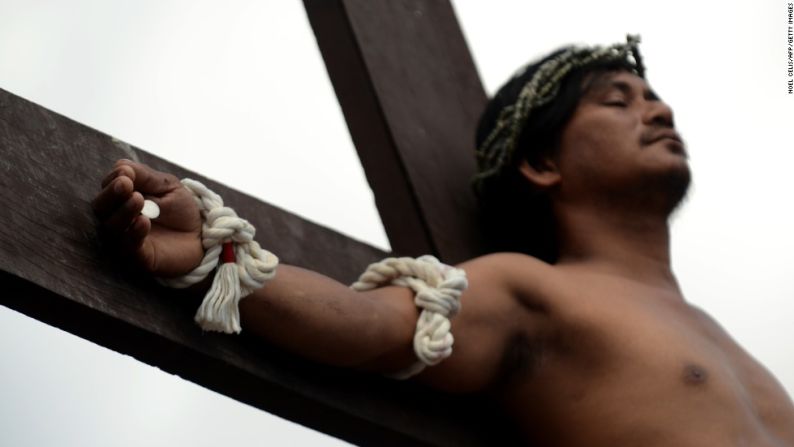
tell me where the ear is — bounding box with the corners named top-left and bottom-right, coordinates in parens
top-left (517, 157), bottom-right (561, 190)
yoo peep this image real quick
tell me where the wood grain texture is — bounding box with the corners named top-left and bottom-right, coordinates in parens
top-left (305, 0), bottom-right (489, 264)
top-left (0, 88), bottom-right (522, 446)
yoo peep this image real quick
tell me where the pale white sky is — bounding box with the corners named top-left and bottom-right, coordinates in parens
top-left (0, 1), bottom-right (792, 446)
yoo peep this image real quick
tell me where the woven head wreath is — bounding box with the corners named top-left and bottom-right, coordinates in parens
top-left (472, 34), bottom-right (646, 193)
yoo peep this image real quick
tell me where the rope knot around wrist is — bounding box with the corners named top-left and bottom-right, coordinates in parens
top-left (351, 255), bottom-right (468, 379)
top-left (157, 179), bottom-right (279, 334)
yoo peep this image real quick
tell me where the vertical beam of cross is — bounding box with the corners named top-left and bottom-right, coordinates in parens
top-left (304, 0), bottom-right (488, 264)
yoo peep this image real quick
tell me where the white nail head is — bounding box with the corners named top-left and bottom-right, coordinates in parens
top-left (142, 199), bottom-right (160, 219)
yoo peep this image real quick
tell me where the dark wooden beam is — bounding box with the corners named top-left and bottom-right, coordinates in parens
top-left (304, 0), bottom-right (488, 264)
top-left (0, 88), bottom-right (522, 446)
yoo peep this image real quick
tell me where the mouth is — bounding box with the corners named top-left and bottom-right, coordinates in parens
top-left (645, 132), bottom-right (687, 157)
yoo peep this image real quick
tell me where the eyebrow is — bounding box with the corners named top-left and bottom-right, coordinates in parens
top-left (590, 79), bottom-right (661, 102)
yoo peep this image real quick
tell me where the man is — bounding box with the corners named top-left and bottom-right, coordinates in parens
top-left (92, 36), bottom-right (794, 446)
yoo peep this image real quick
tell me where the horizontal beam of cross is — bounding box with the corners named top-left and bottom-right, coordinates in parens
top-left (0, 87), bottom-right (522, 445)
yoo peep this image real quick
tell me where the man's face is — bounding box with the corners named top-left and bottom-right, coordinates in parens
top-left (553, 70), bottom-right (691, 213)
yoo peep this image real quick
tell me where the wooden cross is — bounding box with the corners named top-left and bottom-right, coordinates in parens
top-left (0, 1), bottom-right (523, 445)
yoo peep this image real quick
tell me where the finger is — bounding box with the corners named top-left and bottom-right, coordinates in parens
top-left (115, 159), bottom-right (183, 196)
top-left (92, 175), bottom-right (134, 221)
top-left (125, 214), bottom-right (151, 250)
top-left (101, 162), bottom-right (136, 189)
top-left (122, 215), bottom-right (155, 271)
top-left (101, 191), bottom-right (145, 236)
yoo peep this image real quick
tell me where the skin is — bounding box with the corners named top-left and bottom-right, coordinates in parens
top-left (92, 71), bottom-right (794, 446)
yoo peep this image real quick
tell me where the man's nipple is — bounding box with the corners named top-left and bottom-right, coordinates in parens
top-left (682, 363), bottom-right (709, 386)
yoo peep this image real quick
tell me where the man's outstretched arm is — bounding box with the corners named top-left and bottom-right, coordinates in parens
top-left (92, 159), bottom-right (421, 373)
top-left (240, 265), bottom-right (420, 371)
top-left (92, 159), bottom-right (531, 388)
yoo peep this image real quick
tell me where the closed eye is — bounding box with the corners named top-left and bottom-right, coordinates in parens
top-left (603, 101), bottom-right (627, 107)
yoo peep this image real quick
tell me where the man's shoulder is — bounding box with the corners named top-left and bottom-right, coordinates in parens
top-left (457, 251), bottom-right (552, 269)
top-left (457, 252), bottom-right (559, 286)
top-left (457, 252), bottom-right (563, 308)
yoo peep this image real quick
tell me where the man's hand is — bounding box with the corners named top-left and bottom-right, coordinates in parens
top-left (92, 159), bottom-right (203, 277)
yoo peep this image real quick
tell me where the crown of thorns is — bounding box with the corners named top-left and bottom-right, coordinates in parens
top-left (473, 34), bottom-right (646, 193)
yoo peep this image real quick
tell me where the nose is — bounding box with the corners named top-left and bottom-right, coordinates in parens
top-left (643, 100), bottom-right (675, 128)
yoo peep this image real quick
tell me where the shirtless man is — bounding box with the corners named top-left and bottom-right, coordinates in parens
top-left (91, 37), bottom-right (794, 446)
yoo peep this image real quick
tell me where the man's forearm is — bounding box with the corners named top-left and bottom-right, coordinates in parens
top-left (238, 264), bottom-right (418, 371)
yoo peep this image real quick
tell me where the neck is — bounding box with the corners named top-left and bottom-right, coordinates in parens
top-left (553, 201), bottom-right (680, 292)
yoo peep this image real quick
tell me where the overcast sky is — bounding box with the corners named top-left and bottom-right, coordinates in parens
top-left (0, 1), bottom-right (792, 446)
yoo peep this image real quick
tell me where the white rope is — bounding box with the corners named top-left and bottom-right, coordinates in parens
top-left (351, 255), bottom-right (468, 379)
top-left (151, 179), bottom-right (465, 378)
top-left (158, 179), bottom-right (279, 334)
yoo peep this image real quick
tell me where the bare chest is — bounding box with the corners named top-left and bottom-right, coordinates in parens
top-left (506, 285), bottom-right (794, 446)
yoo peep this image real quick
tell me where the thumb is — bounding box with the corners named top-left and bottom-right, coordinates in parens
top-left (115, 159), bottom-right (184, 196)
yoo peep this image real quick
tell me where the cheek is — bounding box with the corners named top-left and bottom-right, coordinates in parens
top-left (555, 115), bottom-right (645, 189)
top-left (558, 119), bottom-right (623, 171)
top-left (559, 114), bottom-right (639, 165)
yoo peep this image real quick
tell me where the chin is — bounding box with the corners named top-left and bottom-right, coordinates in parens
top-left (660, 164), bottom-right (692, 214)
top-left (630, 157), bottom-right (691, 216)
